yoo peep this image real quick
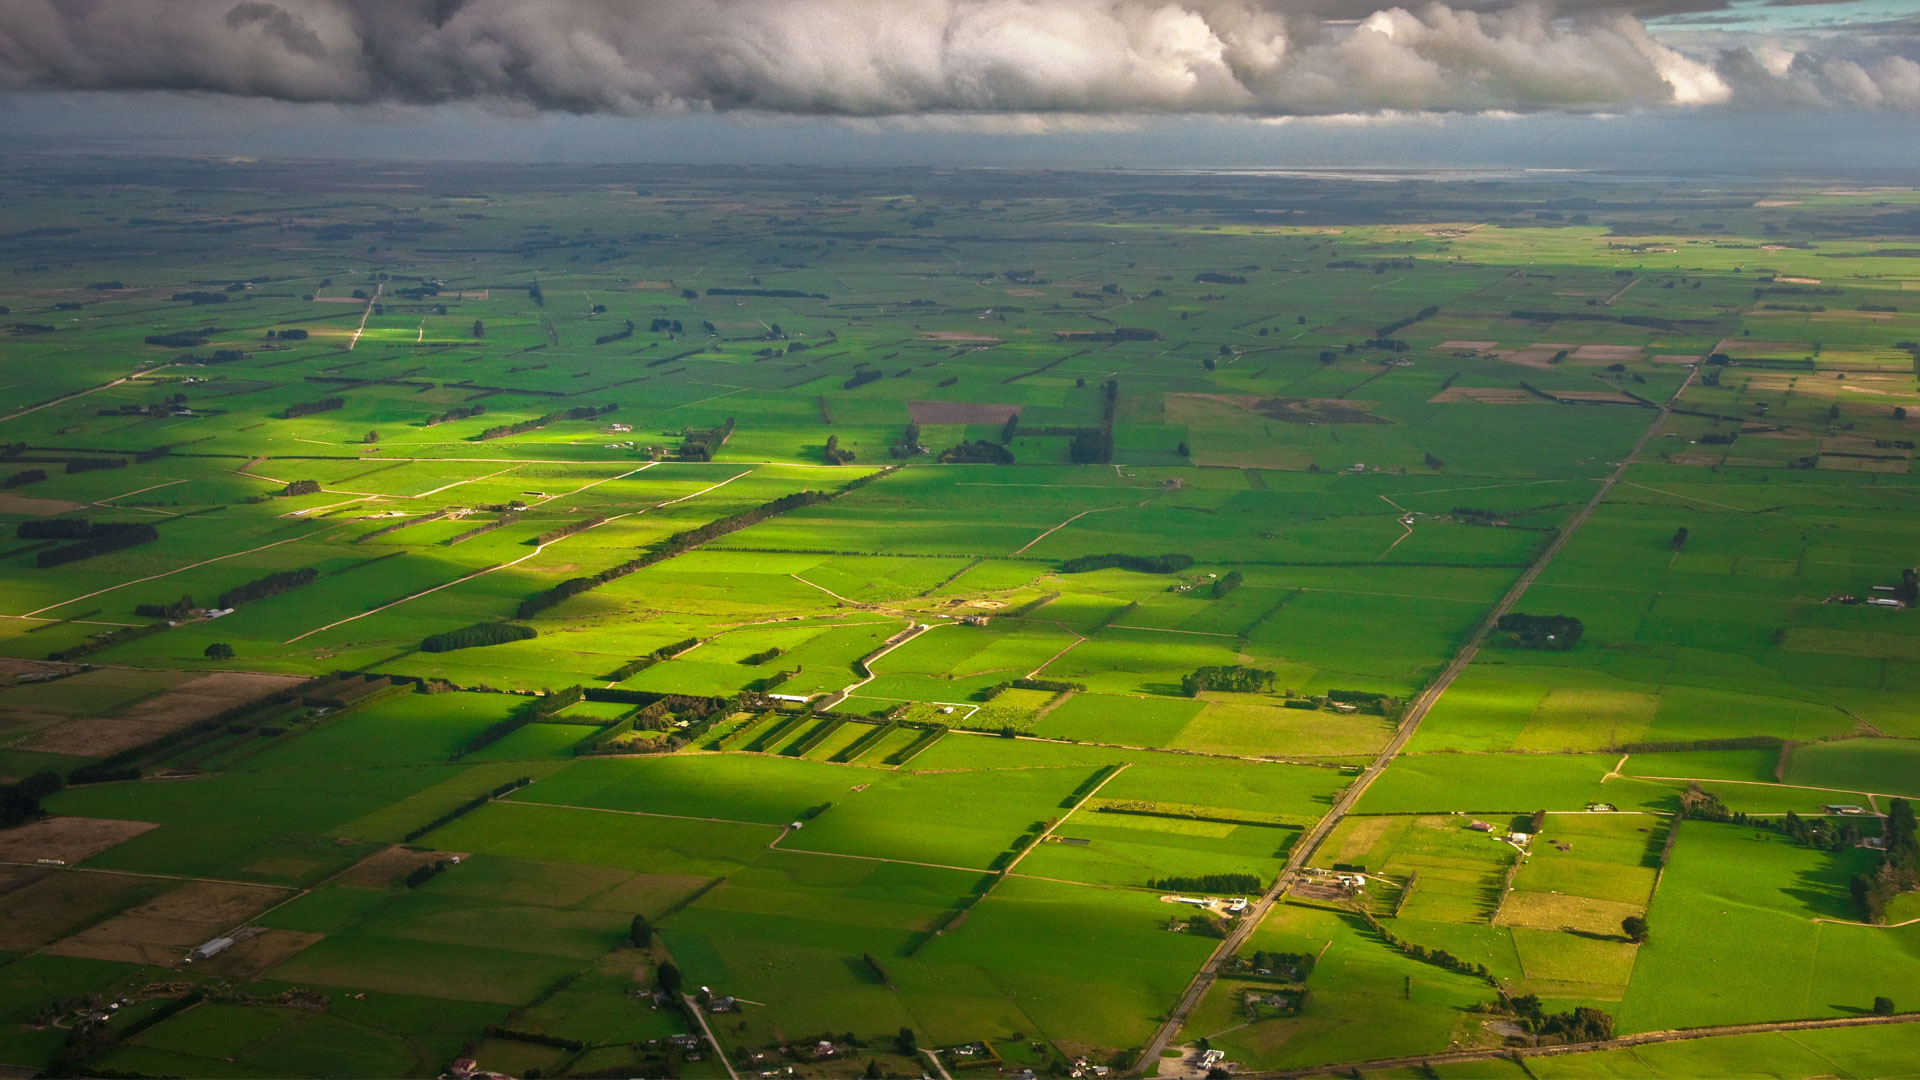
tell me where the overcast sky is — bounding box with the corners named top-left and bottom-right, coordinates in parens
top-left (2, 0), bottom-right (1916, 171)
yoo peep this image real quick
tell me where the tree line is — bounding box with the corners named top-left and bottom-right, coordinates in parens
top-left (1181, 665), bottom-right (1275, 696)
top-left (35, 522), bottom-right (158, 567)
top-left (1496, 613), bottom-right (1584, 650)
top-left (1151, 872), bottom-right (1260, 893)
top-left (216, 567), bottom-right (317, 610)
top-left (1060, 552), bottom-right (1193, 574)
top-left (281, 396), bottom-right (344, 419)
top-left (678, 416), bottom-right (734, 461)
top-left (475, 402), bottom-right (616, 442)
top-left (420, 622), bottom-right (537, 653)
top-left (1854, 798), bottom-right (1917, 923)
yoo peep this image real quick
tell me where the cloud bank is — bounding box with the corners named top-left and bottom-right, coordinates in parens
top-left (0, 1), bottom-right (1914, 117)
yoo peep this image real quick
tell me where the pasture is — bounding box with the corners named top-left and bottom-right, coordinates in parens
top-left (2, 160), bottom-right (1919, 1077)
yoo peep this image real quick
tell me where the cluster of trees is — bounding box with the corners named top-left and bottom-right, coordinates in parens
top-left (1151, 872), bottom-right (1260, 893)
top-left (1194, 272), bottom-right (1247, 285)
top-left (1676, 783), bottom-right (1735, 823)
top-left (37, 523), bottom-right (158, 567)
top-left (678, 416), bottom-right (734, 461)
top-left (1507, 995), bottom-right (1617, 1042)
top-left (576, 692), bottom-right (733, 756)
top-left (2, 468), bottom-right (45, 489)
top-left (426, 404), bottom-right (486, 426)
top-left (179, 348), bottom-right (248, 365)
top-left (1376, 305), bottom-right (1440, 338)
top-left (843, 368), bottom-right (882, 390)
top-left (419, 621), bottom-right (537, 653)
top-left (0, 770), bottom-right (62, 828)
top-left (1181, 665), bottom-right (1276, 696)
top-left (1772, 810), bottom-right (1869, 852)
top-left (282, 479), bottom-right (320, 496)
top-left (1853, 798), bottom-right (1917, 923)
top-left (594, 319), bottom-right (636, 345)
top-left (1060, 552), bottom-right (1194, 574)
top-left (264, 327), bottom-right (307, 340)
top-left (940, 439), bottom-right (1014, 464)
top-left (1210, 570), bottom-right (1244, 599)
top-left (889, 421), bottom-right (923, 458)
top-left (1067, 428), bottom-right (1113, 464)
top-left (1495, 613), bottom-right (1584, 650)
top-left (169, 290), bottom-right (230, 305)
top-left (476, 403), bottom-right (616, 441)
top-left (281, 396), bottom-right (344, 419)
top-left (1237, 949), bottom-right (1315, 980)
top-left (134, 595), bottom-right (195, 620)
top-left (404, 859), bottom-right (452, 888)
top-left (216, 567), bottom-right (317, 610)
top-left (649, 317), bottom-right (684, 333)
top-left (742, 646), bottom-right (784, 666)
top-left (1183, 912), bottom-right (1228, 938)
top-left (823, 434), bottom-right (855, 464)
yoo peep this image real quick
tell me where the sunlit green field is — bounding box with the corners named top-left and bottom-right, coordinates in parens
top-left (1, 159), bottom-right (1917, 1079)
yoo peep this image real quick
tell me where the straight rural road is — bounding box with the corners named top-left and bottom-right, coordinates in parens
top-left (1255, 1010), bottom-right (1920, 1078)
top-left (1133, 368), bottom-right (1698, 1074)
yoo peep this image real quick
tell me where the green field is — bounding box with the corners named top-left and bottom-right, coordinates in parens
top-left (1, 159), bottom-right (1918, 1078)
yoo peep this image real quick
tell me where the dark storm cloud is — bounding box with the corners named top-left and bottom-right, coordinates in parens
top-left (0, 1), bottom-right (1911, 116)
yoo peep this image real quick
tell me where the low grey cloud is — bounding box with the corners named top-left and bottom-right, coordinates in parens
top-left (0, 1), bottom-right (1912, 117)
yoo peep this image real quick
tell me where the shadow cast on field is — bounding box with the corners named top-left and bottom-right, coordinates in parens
top-left (1784, 863), bottom-right (1865, 921)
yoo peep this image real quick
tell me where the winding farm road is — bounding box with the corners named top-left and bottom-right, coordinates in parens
top-left (1133, 366), bottom-right (1700, 1073)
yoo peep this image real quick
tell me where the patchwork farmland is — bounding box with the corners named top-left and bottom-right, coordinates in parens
top-left (0, 159), bottom-right (1917, 1078)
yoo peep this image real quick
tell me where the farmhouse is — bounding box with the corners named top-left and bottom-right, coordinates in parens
top-left (190, 936), bottom-right (233, 961)
top-left (1826, 805), bottom-right (1866, 815)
